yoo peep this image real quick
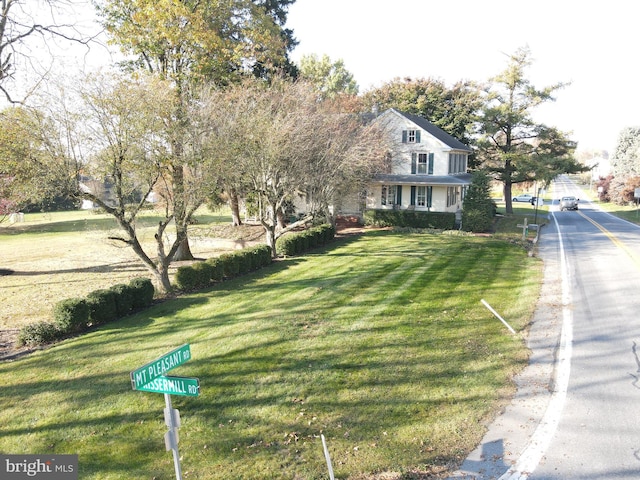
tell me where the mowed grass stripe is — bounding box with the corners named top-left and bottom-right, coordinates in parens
top-left (0, 231), bottom-right (540, 479)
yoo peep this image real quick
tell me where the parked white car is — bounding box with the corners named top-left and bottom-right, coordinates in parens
top-left (512, 193), bottom-right (534, 202)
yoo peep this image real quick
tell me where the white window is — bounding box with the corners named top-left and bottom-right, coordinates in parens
top-left (447, 186), bottom-right (460, 207)
top-left (448, 152), bottom-right (468, 174)
top-left (402, 130), bottom-right (421, 143)
top-left (417, 153), bottom-right (428, 174)
top-left (417, 186), bottom-right (426, 207)
top-left (381, 185), bottom-right (397, 206)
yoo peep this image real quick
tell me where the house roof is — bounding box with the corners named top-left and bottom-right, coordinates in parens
top-left (389, 108), bottom-right (472, 152)
top-left (372, 173), bottom-right (473, 186)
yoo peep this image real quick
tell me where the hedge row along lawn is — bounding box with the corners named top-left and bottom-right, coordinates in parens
top-left (0, 230), bottom-right (542, 479)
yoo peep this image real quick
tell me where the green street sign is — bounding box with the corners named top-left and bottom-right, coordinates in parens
top-left (135, 375), bottom-right (200, 397)
top-left (131, 344), bottom-right (191, 390)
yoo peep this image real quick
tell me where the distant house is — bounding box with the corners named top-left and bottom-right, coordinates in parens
top-left (364, 108), bottom-right (472, 214)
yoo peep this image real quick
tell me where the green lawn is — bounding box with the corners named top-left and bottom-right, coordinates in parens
top-left (0, 230), bottom-right (541, 479)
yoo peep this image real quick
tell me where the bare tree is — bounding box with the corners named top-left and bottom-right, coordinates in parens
top-left (0, 0), bottom-right (99, 103)
top-left (198, 78), bottom-right (389, 254)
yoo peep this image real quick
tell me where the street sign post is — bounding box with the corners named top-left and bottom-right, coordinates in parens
top-left (135, 375), bottom-right (200, 397)
top-left (130, 344), bottom-right (192, 390)
top-left (130, 344), bottom-right (198, 480)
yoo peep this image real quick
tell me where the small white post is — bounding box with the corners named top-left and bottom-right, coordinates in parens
top-left (321, 434), bottom-right (335, 480)
top-left (481, 299), bottom-right (516, 335)
top-left (516, 217), bottom-right (529, 240)
top-left (164, 393), bottom-right (183, 480)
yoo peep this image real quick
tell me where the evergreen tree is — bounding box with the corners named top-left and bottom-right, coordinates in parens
top-left (461, 171), bottom-right (496, 232)
top-left (476, 46), bottom-right (586, 214)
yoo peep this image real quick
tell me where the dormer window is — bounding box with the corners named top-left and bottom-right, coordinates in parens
top-left (402, 129), bottom-right (421, 143)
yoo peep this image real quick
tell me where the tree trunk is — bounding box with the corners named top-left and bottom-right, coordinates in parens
top-left (154, 262), bottom-right (173, 295)
top-left (504, 181), bottom-right (514, 214)
top-left (229, 190), bottom-right (242, 226)
top-left (277, 208), bottom-right (286, 229)
top-left (265, 225), bottom-right (277, 257)
top-left (174, 236), bottom-right (194, 261)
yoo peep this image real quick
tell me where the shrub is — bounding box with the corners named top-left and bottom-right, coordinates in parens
top-left (364, 210), bottom-right (455, 229)
top-left (235, 249), bottom-right (253, 274)
top-left (110, 283), bottom-right (136, 317)
top-left (129, 277), bottom-right (155, 309)
top-left (276, 234), bottom-right (297, 256)
top-left (17, 321), bottom-right (62, 347)
top-left (275, 225), bottom-right (335, 257)
top-left (300, 229), bottom-right (319, 250)
top-left (461, 171), bottom-right (496, 232)
top-left (250, 244), bottom-right (272, 268)
top-left (85, 289), bottom-right (118, 326)
top-left (193, 261), bottom-right (214, 287)
top-left (53, 297), bottom-right (90, 334)
top-left (461, 209), bottom-right (493, 233)
top-left (219, 252), bottom-right (240, 278)
top-left (175, 265), bottom-right (198, 291)
top-left (205, 257), bottom-right (225, 282)
top-left (175, 262), bottom-right (213, 291)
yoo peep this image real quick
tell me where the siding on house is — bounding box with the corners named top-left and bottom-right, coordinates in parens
top-left (365, 108), bottom-right (472, 214)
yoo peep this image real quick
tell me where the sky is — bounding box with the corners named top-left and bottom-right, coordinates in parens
top-left (286, 0), bottom-right (640, 154)
top-left (6, 0), bottom-right (639, 155)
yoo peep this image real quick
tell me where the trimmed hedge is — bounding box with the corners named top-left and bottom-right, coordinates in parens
top-left (86, 289), bottom-right (118, 326)
top-left (53, 298), bottom-right (90, 334)
top-left (18, 277), bottom-right (156, 347)
top-left (175, 244), bottom-right (275, 292)
top-left (275, 224), bottom-right (336, 257)
top-left (111, 283), bottom-right (136, 317)
top-left (130, 277), bottom-right (155, 309)
top-left (363, 209), bottom-right (455, 230)
top-left (205, 257), bottom-right (225, 282)
top-left (17, 321), bottom-right (63, 347)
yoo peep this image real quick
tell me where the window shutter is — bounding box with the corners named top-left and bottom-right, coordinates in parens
top-left (428, 153), bottom-right (434, 175)
top-left (410, 186), bottom-right (416, 205)
top-left (396, 186), bottom-right (402, 205)
top-left (427, 186), bottom-right (433, 208)
top-left (411, 153), bottom-right (417, 174)
top-left (402, 130), bottom-right (407, 143)
top-left (415, 131), bottom-right (421, 143)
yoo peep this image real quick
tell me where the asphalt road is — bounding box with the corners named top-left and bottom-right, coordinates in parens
top-left (451, 175), bottom-right (640, 479)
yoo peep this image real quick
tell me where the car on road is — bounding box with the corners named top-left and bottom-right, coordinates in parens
top-left (559, 196), bottom-right (579, 211)
top-left (512, 193), bottom-right (534, 202)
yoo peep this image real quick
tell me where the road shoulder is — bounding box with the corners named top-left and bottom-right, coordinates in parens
top-left (448, 223), bottom-right (564, 479)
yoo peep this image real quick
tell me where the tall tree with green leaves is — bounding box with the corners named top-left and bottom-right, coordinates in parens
top-left (95, 0), bottom-right (291, 259)
top-left (298, 53), bottom-right (358, 99)
top-left (0, 106), bottom-right (74, 219)
top-left (476, 46), bottom-right (585, 214)
top-left (361, 76), bottom-right (481, 147)
top-left (252, 0), bottom-right (298, 78)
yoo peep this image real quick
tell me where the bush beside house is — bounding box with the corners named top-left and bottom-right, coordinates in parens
top-left (363, 210), bottom-right (455, 230)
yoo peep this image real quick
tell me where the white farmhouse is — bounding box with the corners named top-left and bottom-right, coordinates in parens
top-left (365, 108), bottom-right (472, 214)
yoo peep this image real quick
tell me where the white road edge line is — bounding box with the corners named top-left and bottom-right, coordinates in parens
top-left (497, 212), bottom-right (574, 480)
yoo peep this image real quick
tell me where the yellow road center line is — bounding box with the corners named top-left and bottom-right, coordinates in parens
top-left (577, 211), bottom-right (640, 269)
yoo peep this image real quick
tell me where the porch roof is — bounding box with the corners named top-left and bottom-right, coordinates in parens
top-left (372, 173), bottom-right (472, 186)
